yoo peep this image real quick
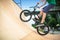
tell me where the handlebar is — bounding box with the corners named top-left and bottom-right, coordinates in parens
top-left (29, 3), bottom-right (40, 9)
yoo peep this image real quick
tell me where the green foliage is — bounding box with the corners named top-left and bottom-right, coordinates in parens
top-left (45, 13), bottom-right (57, 27)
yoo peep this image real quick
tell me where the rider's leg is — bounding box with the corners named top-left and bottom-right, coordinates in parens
top-left (40, 12), bottom-right (46, 23)
top-left (40, 4), bottom-right (55, 23)
top-left (36, 11), bottom-right (46, 27)
top-left (32, 11), bottom-right (43, 25)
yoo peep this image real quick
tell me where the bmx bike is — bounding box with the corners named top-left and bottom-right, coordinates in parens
top-left (20, 3), bottom-right (49, 35)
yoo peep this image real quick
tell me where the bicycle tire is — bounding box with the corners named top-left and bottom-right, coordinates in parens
top-left (36, 25), bottom-right (49, 35)
top-left (20, 10), bottom-right (32, 22)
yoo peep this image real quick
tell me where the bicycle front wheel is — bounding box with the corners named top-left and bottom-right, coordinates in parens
top-left (20, 10), bottom-right (32, 22)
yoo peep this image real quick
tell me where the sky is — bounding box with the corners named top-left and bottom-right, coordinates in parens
top-left (21, 0), bottom-right (40, 9)
top-left (13, 0), bottom-right (42, 10)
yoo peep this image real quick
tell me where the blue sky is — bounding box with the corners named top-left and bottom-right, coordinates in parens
top-left (21, 0), bottom-right (40, 9)
top-left (13, 0), bottom-right (42, 10)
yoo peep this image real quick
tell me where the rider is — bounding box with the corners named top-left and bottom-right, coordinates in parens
top-left (33, 0), bottom-right (56, 27)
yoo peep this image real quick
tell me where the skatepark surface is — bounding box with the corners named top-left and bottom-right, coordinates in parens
top-left (0, 0), bottom-right (60, 40)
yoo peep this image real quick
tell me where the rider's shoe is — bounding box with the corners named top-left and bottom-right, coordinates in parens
top-left (36, 23), bottom-right (44, 27)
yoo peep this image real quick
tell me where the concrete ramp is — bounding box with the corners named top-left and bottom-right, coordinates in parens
top-left (0, 0), bottom-right (33, 40)
top-left (0, 0), bottom-right (60, 40)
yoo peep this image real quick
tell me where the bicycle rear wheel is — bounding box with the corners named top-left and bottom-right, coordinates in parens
top-left (20, 10), bottom-right (32, 22)
top-left (36, 25), bottom-right (49, 35)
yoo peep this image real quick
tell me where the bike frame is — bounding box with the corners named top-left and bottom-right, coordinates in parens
top-left (29, 3), bottom-right (40, 15)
